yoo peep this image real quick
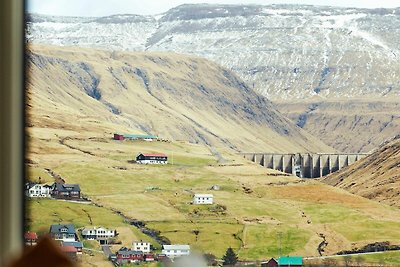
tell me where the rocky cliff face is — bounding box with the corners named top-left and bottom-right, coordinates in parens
top-left (27, 44), bottom-right (332, 153)
top-left (27, 4), bottom-right (400, 100)
top-left (275, 100), bottom-right (400, 152)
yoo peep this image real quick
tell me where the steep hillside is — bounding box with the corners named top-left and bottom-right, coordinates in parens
top-left (27, 44), bottom-right (332, 153)
top-left (322, 136), bottom-right (400, 207)
top-left (27, 4), bottom-right (400, 100)
top-left (26, 129), bottom-right (400, 261)
top-left (26, 4), bottom-right (400, 153)
top-left (275, 99), bottom-right (400, 153)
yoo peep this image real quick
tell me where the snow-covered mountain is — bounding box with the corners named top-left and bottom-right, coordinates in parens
top-left (27, 4), bottom-right (400, 100)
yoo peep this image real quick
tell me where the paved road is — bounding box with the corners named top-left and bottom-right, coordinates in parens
top-left (304, 250), bottom-right (400, 259)
top-left (102, 245), bottom-right (112, 258)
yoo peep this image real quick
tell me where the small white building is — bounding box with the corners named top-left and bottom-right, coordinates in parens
top-left (132, 240), bottom-right (151, 253)
top-left (162, 244), bottom-right (190, 258)
top-left (136, 153), bottom-right (168, 164)
top-left (81, 227), bottom-right (116, 244)
top-left (25, 183), bottom-right (52, 198)
top-left (193, 194), bottom-right (213, 205)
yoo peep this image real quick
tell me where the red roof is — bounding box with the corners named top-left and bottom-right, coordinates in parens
top-left (24, 231), bottom-right (38, 240)
top-left (61, 246), bottom-right (77, 253)
top-left (142, 153), bottom-right (167, 157)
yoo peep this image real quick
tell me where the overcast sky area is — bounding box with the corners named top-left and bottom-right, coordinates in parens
top-left (27, 0), bottom-right (400, 17)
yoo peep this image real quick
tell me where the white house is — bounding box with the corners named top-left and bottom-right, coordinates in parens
top-left (161, 244), bottom-right (190, 258)
top-left (25, 183), bottom-right (52, 198)
top-left (136, 153), bottom-right (168, 164)
top-left (193, 194), bottom-right (213, 205)
top-left (50, 224), bottom-right (77, 242)
top-left (81, 227), bottom-right (116, 244)
top-left (132, 240), bottom-right (151, 253)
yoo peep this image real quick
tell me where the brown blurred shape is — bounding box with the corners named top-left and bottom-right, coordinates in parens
top-left (7, 235), bottom-right (76, 267)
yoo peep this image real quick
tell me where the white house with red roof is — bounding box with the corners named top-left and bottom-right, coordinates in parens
top-left (136, 153), bottom-right (168, 164)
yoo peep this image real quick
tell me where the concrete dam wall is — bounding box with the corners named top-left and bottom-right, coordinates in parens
top-left (241, 153), bottom-right (370, 178)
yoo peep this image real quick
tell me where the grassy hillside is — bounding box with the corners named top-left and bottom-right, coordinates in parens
top-left (26, 130), bottom-right (400, 261)
top-left (25, 45), bottom-right (400, 266)
top-left (322, 135), bottom-right (400, 208)
top-left (26, 44), bottom-right (333, 153)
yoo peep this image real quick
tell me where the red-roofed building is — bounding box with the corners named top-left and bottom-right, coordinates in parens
top-left (136, 153), bottom-right (167, 164)
top-left (24, 231), bottom-right (38, 246)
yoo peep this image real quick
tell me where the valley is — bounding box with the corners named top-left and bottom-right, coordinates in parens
top-left (24, 4), bottom-right (400, 265)
top-left (25, 44), bottom-right (400, 266)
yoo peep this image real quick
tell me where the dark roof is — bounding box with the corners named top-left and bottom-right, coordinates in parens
top-left (278, 256), bottom-right (303, 265)
top-left (25, 182), bottom-right (36, 189)
top-left (50, 224), bottom-right (76, 234)
top-left (117, 248), bottom-right (144, 256)
top-left (139, 153), bottom-right (167, 157)
top-left (54, 183), bottom-right (80, 192)
top-left (63, 241), bottom-right (83, 248)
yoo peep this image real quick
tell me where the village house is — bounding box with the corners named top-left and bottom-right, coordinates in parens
top-left (132, 240), bottom-right (151, 253)
top-left (261, 258), bottom-right (278, 267)
top-left (25, 183), bottom-right (52, 198)
top-left (24, 231), bottom-right (38, 246)
top-left (144, 253), bottom-right (155, 261)
top-left (161, 244), bottom-right (190, 259)
top-left (49, 224), bottom-right (77, 242)
top-left (51, 183), bottom-right (81, 199)
top-left (278, 256), bottom-right (303, 267)
top-left (81, 226), bottom-right (116, 244)
top-left (115, 247), bottom-right (144, 264)
top-left (114, 133), bottom-right (158, 141)
top-left (136, 153), bottom-right (168, 164)
top-left (193, 194), bottom-right (214, 204)
top-left (62, 241), bottom-right (83, 254)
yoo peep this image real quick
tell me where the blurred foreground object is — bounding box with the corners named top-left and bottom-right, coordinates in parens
top-left (7, 236), bottom-right (76, 267)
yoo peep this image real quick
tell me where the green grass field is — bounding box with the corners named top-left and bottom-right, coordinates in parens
top-left (26, 137), bottom-right (400, 263)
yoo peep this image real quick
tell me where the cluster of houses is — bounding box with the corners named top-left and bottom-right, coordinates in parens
top-left (113, 243), bottom-right (190, 265)
top-left (25, 224), bottom-right (117, 260)
top-left (25, 223), bottom-right (303, 266)
top-left (25, 182), bottom-right (81, 200)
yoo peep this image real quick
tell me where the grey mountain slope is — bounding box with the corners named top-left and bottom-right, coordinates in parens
top-left (26, 4), bottom-right (400, 152)
top-left (27, 44), bottom-right (333, 153)
top-left (27, 4), bottom-right (400, 100)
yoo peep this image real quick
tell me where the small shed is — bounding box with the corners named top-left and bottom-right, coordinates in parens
top-left (114, 133), bottom-right (124, 140)
top-left (261, 258), bottom-right (278, 267)
top-left (136, 153), bottom-right (168, 164)
top-left (193, 194), bottom-right (213, 205)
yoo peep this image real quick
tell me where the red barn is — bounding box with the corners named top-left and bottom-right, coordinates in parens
top-left (114, 133), bottom-right (124, 140)
top-left (261, 258), bottom-right (278, 267)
